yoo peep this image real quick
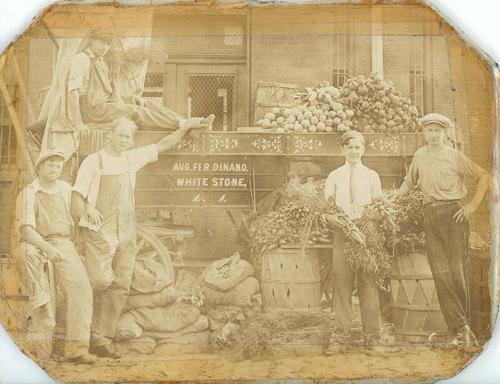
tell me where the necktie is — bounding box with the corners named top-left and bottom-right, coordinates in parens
top-left (349, 165), bottom-right (356, 206)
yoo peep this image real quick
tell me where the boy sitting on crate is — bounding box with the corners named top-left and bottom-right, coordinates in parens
top-left (323, 130), bottom-right (386, 355)
top-left (14, 148), bottom-right (96, 364)
top-left (396, 113), bottom-right (490, 349)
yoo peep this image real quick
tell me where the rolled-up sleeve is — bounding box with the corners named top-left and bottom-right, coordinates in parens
top-left (16, 188), bottom-right (36, 232)
top-left (323, 172), bottom-right (336, 201)
top-left (68, 52), bottom-right (90, 94)
top-left (73, 155), bottom-right (98, 199)
top-left (458, 151), bottom-right (488, 182)
top-left (404, 158), bottom-right (419, 189)
top-left (126, 144), bottom-right (159, 171)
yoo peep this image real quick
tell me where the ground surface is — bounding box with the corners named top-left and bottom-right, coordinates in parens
top-left (41, 344), bottom-right (477, 383)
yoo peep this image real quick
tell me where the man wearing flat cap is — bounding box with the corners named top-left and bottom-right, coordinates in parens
top-left (67, 29), bottom-right (211, 139)
top-left (14, 148), bottom-right (96, 363)
top-left (396, 112), bottom-right (490, 349)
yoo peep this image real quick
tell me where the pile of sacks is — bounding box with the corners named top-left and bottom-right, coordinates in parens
top-left (200, 252), bottom-right (262, 349)
top-left (114, 252), bottom-right (209, 353)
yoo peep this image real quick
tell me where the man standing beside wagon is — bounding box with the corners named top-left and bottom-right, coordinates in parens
top-left (396, 112), bottom-right (490, 348)
top-left (72, 115), bottom-right (213, 357)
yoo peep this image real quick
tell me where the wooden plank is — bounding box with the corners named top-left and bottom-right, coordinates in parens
top-left (135, 131), bottom-right (422, 156)
top-left (0, 54), bottom-right (6, 75)
top-left (0, 77), bottom-right (26, 152)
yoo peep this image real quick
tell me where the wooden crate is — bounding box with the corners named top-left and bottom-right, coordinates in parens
top-left (468, 248), bottom-right (492, 340)
top-left (390, 251), bottom-right (448, 343)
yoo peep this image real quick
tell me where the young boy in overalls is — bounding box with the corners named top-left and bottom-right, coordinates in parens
top-left (397, 113), bottom-right (490, 348)
top-left (73, 116), bottom-right (212, 357)
top-left (323, 130), bottom-right (385, 355)
top-left (15, 148), bottom-right (95, 363)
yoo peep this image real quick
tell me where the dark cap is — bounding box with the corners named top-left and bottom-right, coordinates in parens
top-left (88, 29), bottom-right (115, 42)
top-left (420, 113), bottom-right (453, 130)
top-left (35, 148), bottom-right (65, 169)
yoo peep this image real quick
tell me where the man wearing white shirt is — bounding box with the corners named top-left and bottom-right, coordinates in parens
top-left (323, 130), bottom-right (383, 355)
top-left (72, 116), bottom-right (211, 357)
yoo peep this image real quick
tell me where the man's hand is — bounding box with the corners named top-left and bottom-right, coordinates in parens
top-left (26, 245), bottom-right (46, 263)
top-left (84, 204), bottom-right (103, 227)
top-left (453, 204), bottom-right (476, 224)
top-left (179, 114), bottom-right (215, 139)
top-left (179, 117), bottom-right (208, 131)
top-left (45, 245), bottom-right (63, 263)
top-left (365, 206), bottom-right (383, 221)
top-left (324, 213), bottom-right (340, 228)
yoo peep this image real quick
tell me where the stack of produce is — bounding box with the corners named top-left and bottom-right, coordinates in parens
top-left (255, 82), bottom-right (351, 133)
top-left (389, 188), bottom-right (425, 251)
top-left (339, 74), bottom-right (420, 133)
top-left (247, 177), bottom-right (364, 264)
top-left (346, 189), bottom-right (425, 287)
top-left (255, 74), bottom-right (420, 134)
top-left (247, 177), bottom-right (425, 288)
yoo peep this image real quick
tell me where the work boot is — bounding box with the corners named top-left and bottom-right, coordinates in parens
top-left (447, 325), bottom-right (478, 350)
top-left (364, 329), bottom-right (399, 353)
top-left (458, 325), bottom-right (478, 350)
top-left (66, 352), bottom-right (98, 364)
top-left (90, 343), bottom-right (121, 358)
top-left (323, 331), bottom-right (350, 356)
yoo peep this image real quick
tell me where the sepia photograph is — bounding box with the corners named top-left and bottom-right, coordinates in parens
top-left (0, 0), bottom-right (498, 382)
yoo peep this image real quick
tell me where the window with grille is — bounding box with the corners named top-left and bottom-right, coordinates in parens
top-left (142, 73), bottom-right (165, 105)
top-left (409, 36), bottom-right (429, 115)
top-left (331, 26), bottom-right (350, 87)
top-left (188, 75), bottom-right (235, 131)
top-left (409, 69), bottom-right (426, 115)
top-left (332, 69), bottom-right (349, 88)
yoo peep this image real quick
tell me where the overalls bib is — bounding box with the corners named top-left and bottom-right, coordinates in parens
top-left (84, 153), bottom-right (138, 344)
top-left (21, 189), bottom-right (93, 357)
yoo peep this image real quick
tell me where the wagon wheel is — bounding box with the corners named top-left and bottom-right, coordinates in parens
top-left (136, 224), bottom-right (175, 284)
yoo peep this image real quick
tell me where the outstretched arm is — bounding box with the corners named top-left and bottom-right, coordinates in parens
top-left (155, 125), bottom-right (190, 154)
top-left (155, 115), bottom-right (214, 154)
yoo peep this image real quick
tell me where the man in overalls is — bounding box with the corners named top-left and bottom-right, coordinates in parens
top-left (67, 29), bottom-right (188, 133)
top-left (16, 148), bottom-right (95, 363)
top-left (72, 116), bottom-right (211, 357)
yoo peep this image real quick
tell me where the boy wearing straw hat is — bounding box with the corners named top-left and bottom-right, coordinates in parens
top-left (397, 112), bottom-right (490, 348)
top-left (15, 148), bottom-right (96, 364)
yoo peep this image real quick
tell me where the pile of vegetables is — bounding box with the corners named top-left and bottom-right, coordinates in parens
top-left (389, 189), bottom-right (425, 252)
top-left (338, 74), bottom-right (420, 133)
top-left (248, 177), bottom-right (425, 287)
top-left (256, 73), bottom-right (420, 134)
top-left (247, 177), bottom-right (365, 264)
top-left (346, 189), bottom-right (425, 287)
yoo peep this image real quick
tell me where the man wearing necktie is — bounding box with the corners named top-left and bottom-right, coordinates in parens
top-left (323, 130), bottom-right (384, 355)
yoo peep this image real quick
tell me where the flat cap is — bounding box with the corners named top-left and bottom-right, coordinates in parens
top-left (420, 113), bottom-right (454, 129)
top-left (88, 29), bottom-right (115, 41)
top-left (35, 148), bottom-right (65, 169)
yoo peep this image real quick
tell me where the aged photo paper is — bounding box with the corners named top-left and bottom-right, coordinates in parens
top-left (0, 0), bottom-right (498, 382)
